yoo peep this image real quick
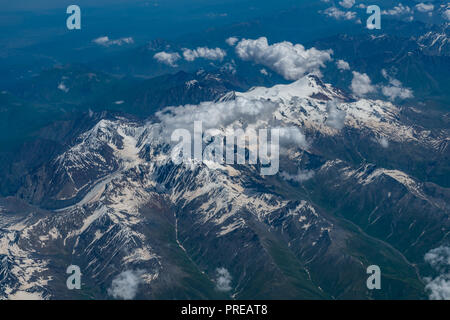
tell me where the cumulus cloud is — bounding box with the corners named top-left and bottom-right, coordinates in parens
top-left (336, 59), bottom-right (350, 71)
top-left (57, 82), bottom-right (69, 93)
top-left (380, 69), bottom-right (413, 101)
top-left (350, 69), bottom-right (412, 100)
top-left (326, 100), bottom-right (346, 130)
top-left (154, 51), bottom-right (181, 67)
top-left (215, 268), bottom-right (232, 292)
top-left (157, 97), bottom-right (279, 135)
top-left (235, 37), bottom-right (333, 80)
top-left (278, 127), bottom-right (309, 148)
top-left (226, 37), bottom-right (239, 46)
top-left (183, 47), bottom-right (227, 62)
top-left (154, 94), bottom-right (309, 169)
top-left (93, 36), bottom-right (110, 46)
top-left (339, 0), bottom-right (355, 9)
top-left (425, 246), bottom-right (450, 273)
top-left (415, 3), bottom-right (434, 13)
top-left (158, 97), bottom-right (309, 145)
top-left (377, 137), bottom-right (389, 148)
top-left (425, 275), bottom-right (450, 300)
top-left (323, 7), bottom-right (357, 20)
top-left (443, 9), bottom-right (450, 20)
top-left (92, 36), bottom-right (134, 46)
top-left (381, 85), bottom-right (413, 101)
top-left (350, 71), bottom-right (376, 97)
top-left (382, 3), bottom-right (412, 16)
top-left (280, 169), bottom-right (315, 183)
top-left (108, 270), bottom-right (145, 300)
top-left (424, 246), bottom-right (450, 300)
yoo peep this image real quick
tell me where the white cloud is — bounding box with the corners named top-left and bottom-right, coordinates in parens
top-left (278, 127), bottom-right (309, 148)
top-left (350, 70), bottom-right (412, 100)
top-left (226, 37), bottom-right (239, 46)
top-left (108, 270), bottom-right (145, 300)
top-left (92, 36), bottom-right (134, 46)
top-left (350, 70), bottom-right (413, 100)
top-left (443, 9), bottom-right (450, 21)
top-left (183, 47), bottom-right (227, 62)
top-left (326, 100), bottom-right (346, 130)
top-left (215, 268), bottom-right (232, 292)
top-left (323, 7), bottom-right (357, 20)
top-left (114, 38), bottom-right (134, 45)
top-left (381, 85), bottom-right (413, 101)
top-left (235, 37), bottom-right (333, 80)
top-left (382, 3), bottom-right (412, 16)
top-left (57, 82), bottom-right (69, 93)
top-left (425, 246), bottom-right (450, 273)
top-left (380, 69), bottom-right (413, 101)
top-left (336, 59), bottom-right (350, 71)
top-left (339, 0), bottom-right (355, 9)
top-left (157, 97), bottom-right (277, 136)
top-left (155, 95), bottom-right (309, 154)
top-left (378, 137), bottom-right (389, 148)
top-left (424, 246), bottom-right (450, 300)
top-left (350, 71), bottom-right (376, 97)
top-left (415, 3), bottom-right (434, 13)
top-left (281, 169), bottom-right (315, 183)
top-left (154, 51), bottom-right (181, 67)
top-left (93, 36), bottom-right (110, 46)
top-left (425, 275), bottom-right (450, 300)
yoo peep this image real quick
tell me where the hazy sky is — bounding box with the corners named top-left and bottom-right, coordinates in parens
top-left (0, 0), bottom-right (146, 11)
top-left (0, 0), bottom-right (248, 11)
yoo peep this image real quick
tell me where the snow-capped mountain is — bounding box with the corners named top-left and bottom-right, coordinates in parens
top-left (417, 25), bottom-right (450, 56)
top-left (1, 75), bottom-right (448, 299)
